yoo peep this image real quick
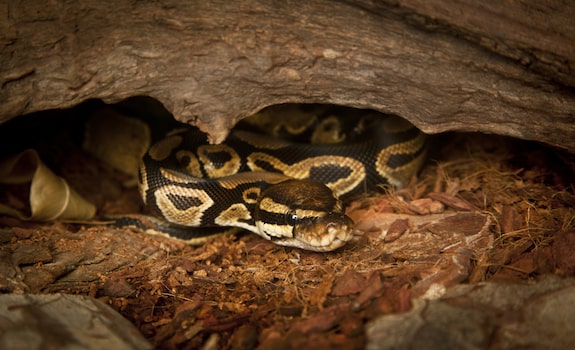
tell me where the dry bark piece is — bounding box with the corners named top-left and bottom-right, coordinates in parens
top-left (427, 192), bottom-right (475, 211)
top-left (383, 219), bottom-right (409, 243)
top-left (406, 198), bottom-right (445, 215)
top-left (103, 276), bottom-right (136, 297)
top-left (331, 270), bottom-right (368, 297)
top-left (354, 272), bottom-right (386, 309)
top-left (288, 303), bottom-right (349, 335)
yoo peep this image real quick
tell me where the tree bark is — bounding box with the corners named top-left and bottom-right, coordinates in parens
top-left (1, 1), bottom-right (574, 150)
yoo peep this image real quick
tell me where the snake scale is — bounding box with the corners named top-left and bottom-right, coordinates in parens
top-left (135, 104), bottom-right (426, 252)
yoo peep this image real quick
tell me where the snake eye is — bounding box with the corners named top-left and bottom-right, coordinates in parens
top-left (286, 210), bottom-right (299, 225)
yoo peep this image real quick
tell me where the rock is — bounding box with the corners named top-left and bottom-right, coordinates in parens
top-left (0, 293), bottom-right (152, 350)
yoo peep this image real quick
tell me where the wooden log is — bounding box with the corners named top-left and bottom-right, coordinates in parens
top-left (1, 1), bottom-right (574, 150)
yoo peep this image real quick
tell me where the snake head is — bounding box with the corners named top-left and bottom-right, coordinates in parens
top-left (256, 179), bottom-right (355, 251)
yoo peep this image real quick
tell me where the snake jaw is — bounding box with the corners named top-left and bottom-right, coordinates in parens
top-left (291, 212), bottom-right (354, 252)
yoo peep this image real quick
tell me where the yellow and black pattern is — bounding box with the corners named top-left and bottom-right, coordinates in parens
top-left (137, 105), bottom-right (427, 252)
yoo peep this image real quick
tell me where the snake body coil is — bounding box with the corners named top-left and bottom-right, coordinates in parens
top-left (138, 106), bottom-right (426, 251)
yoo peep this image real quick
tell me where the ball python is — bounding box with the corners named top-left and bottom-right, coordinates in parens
top-left (133, 104), bottom-right (426, 252)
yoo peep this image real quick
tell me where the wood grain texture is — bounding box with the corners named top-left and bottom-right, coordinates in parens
top-left (1, 1), bottom-right (574, 150)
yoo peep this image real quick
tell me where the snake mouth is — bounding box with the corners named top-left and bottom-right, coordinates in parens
top-left (291, 212), bottom-right (355, 252)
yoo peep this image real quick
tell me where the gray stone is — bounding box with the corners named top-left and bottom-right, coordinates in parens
top-left (0, 293), bottom-right (152, 350)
